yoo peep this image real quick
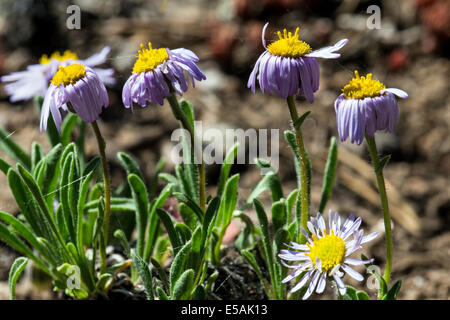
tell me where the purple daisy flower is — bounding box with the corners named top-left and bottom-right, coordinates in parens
top-left (122, 42), bottom-right (206, 109)
top-left (248, 23), bottom-right (348, 102)
top-left (334, 71), bottom-right (408, 145)
top-left (1, 47), bottom-right (115, 103)
top-left (40, 64), bottom-right (108, 133)
top-left (278, 210), bottom-right (378, 300)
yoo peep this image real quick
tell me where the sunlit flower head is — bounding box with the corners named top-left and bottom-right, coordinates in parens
top-left (1, 47), bottom-right (115, 102)
top-left (278, 210), bottom-right (378, 300)
top-left (334, 71), bottom-right (408, 145)
top-left (40, 64), bottom-right (108, 132)
top-left (248, 23), bottom-right (348, 102)
top-left (122, 42), bottom-right (206, 110)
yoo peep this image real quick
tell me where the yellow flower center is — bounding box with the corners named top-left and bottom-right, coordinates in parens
top-left (267, 27), bottom-right (311, 58)
top-left (306, 230), bottom-right (346, 272)
top-left (50, 64), bottom-right (86, 86)
top-left (343, 71), bottom-right (386, 99)
top-left (39, 50), bottom-right (79, 64)
top-left (132, 42), bottom-right (169, 74)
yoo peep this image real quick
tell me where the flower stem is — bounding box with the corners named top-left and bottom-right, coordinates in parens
top-left (286, 96), bottom-right (309, 244)
top-left (365, 134), bottom-right (393, 286)
top-left (167, 93), bottom-right (206, 212)
top-left (90, 121), bottom-right (111, 273)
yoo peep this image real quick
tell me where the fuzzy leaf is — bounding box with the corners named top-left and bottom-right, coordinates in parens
top-left (131, 250), bottom-right (154, 300)
top-left (217, 143), bottom-right (239, 197)
top-left (8, 257), bottom-right (29, 300)
top-left (318, 137), bottom-right (338, 213)
top-left (171, 269), bottom-right (194, 300)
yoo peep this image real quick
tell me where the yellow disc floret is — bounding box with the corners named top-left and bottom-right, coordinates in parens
top-left (343, 71), bottom-right (386, 99)
top-left (267, 27), bottom-right (311, 58)
top-left (306, 230), bottom-right (346, 272)
top-left (51, 64), bottom-right (86, 87)
top-left (39, 50), bottom-right (79, 64)
top-left (132, 42), bottom-right (169, 74)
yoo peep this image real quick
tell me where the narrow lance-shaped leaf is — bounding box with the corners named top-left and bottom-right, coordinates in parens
top-left (171, 269), bottom-right (195, 300)
top-left (128, 174), bottom-right (149, 257)
top-left (217, 143), bottom-right (239, 197)
top-left (131, 250), bottom-right (154, 300)
top-left (318, 137), bottom-right (337, 213)
top-left (156, 208), bottom-right (183, 255)
top-left (253, 199), bottom-right (278, 299)
top-left (8, 257), bottom-right (28, 300)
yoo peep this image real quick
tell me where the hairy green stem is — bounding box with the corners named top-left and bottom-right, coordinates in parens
top-left (90, 121), bottom-right (111, 273)
top-left (167, 93), bottom-right (206, 212)
top-left (286, 96), bottom-right (309, 244)
top-left (365, 134), bottom-right (393, 287)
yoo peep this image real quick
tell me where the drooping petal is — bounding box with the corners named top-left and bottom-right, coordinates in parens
top-left (305, 39), bottom-right (348, 59)
top-left (383, 88), bottom-right (408, 99)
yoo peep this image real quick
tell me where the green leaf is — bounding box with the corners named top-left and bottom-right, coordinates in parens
top-left (215, 174), bottom-right (239, 230)
top-left (128, 174), bottom-right (149, 257)
top-left (0, 211), bottom-right (54, 265)
top-left (318, 137), bottom-right (338, 213)
top-left (171, 269), bottom-right (194, 300)
top-left (7, 168), bottom-right (50, 239)
top-left (82, 156), bottom-right (100, 177)
top-left (175, 223), bottom-right (192, 244)
top-left (31, 142), bottom-right (44, 171)
top-left (0, 157), bottom-right (12, 175)
top-left (151, 258), bottom-right (170, 293)
top-left (158, 173), bottom-right (179, 188)
top-left (285, 189), bottom-right (297, 224)
top-left (201, 197), bottom-right (220, 252)
top-left (144, 183), bottom-right (173, 262)
top-left (0, 126), bottom-right (31, 169)
top-left (173, 192), bottom-right (204, 221)
top-left (356, 290), bottom-right (370, 300)
top-left (40, 143), bottom-right (64, 209)
top-left (148, 158), bottom-right (166, 197)
top-left (193, 285), bottom-right (206, 300)
top-left (157, 208), bottom-right (183, 255)
top-left (253, 199), bottom-right (278, 299)
top-left (114, 229), bottom-right (131, 257)
top-left (156, 286), bottom-right (169, 300)
top-left (117, 152), bottom-right (144, 181)
top-left (60, 113), bottom-right (78, 146)
top-left (344, 285), bottom-right (358, 300)
top-left (178, 203), bottom-right (197, 230)
top-left (131, 250), bottom-right (154, 300)
top-left (0, 221), bottom-right (48, 274)
top-left (293, 111), bottom-right (311, 129)
top-left (376, 155), bottom-right (391, 173)
top-left (241, 249), bottom-right (272, 297)
top-left (217, 143), bottom-right (239, 197)
top-left (76, 171), bottom-right (94, 255)
top-left (8, 257), bottom-right (29, 300)
top-left (243, 172), bottom-right (283, 211)
top-left (60, 153), bottom-right (77, 243)
top-left (169, 241), bottom-right (192, 294)
top-left (271, 200), bottom-right (286, 233)
top-left (383, 280), bottom-right (402, 300)
top-left (205, 271), bottom-right (219, 292)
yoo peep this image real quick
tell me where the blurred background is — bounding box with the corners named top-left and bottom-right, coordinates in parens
top-left (0, 0), bottom-right (448, 299)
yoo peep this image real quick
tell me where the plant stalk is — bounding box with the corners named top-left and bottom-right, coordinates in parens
top-left (167, 93), bottom-right (206, 212)
top-left (90, 121), bottom-right (111, 273)
top-left (286, 96), bottom-right (309, 244)
top-left (365, 134), bottom-right (393, 287)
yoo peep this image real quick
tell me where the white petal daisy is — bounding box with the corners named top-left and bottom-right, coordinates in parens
top-left (278, 210), bottom-right (378, 299)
